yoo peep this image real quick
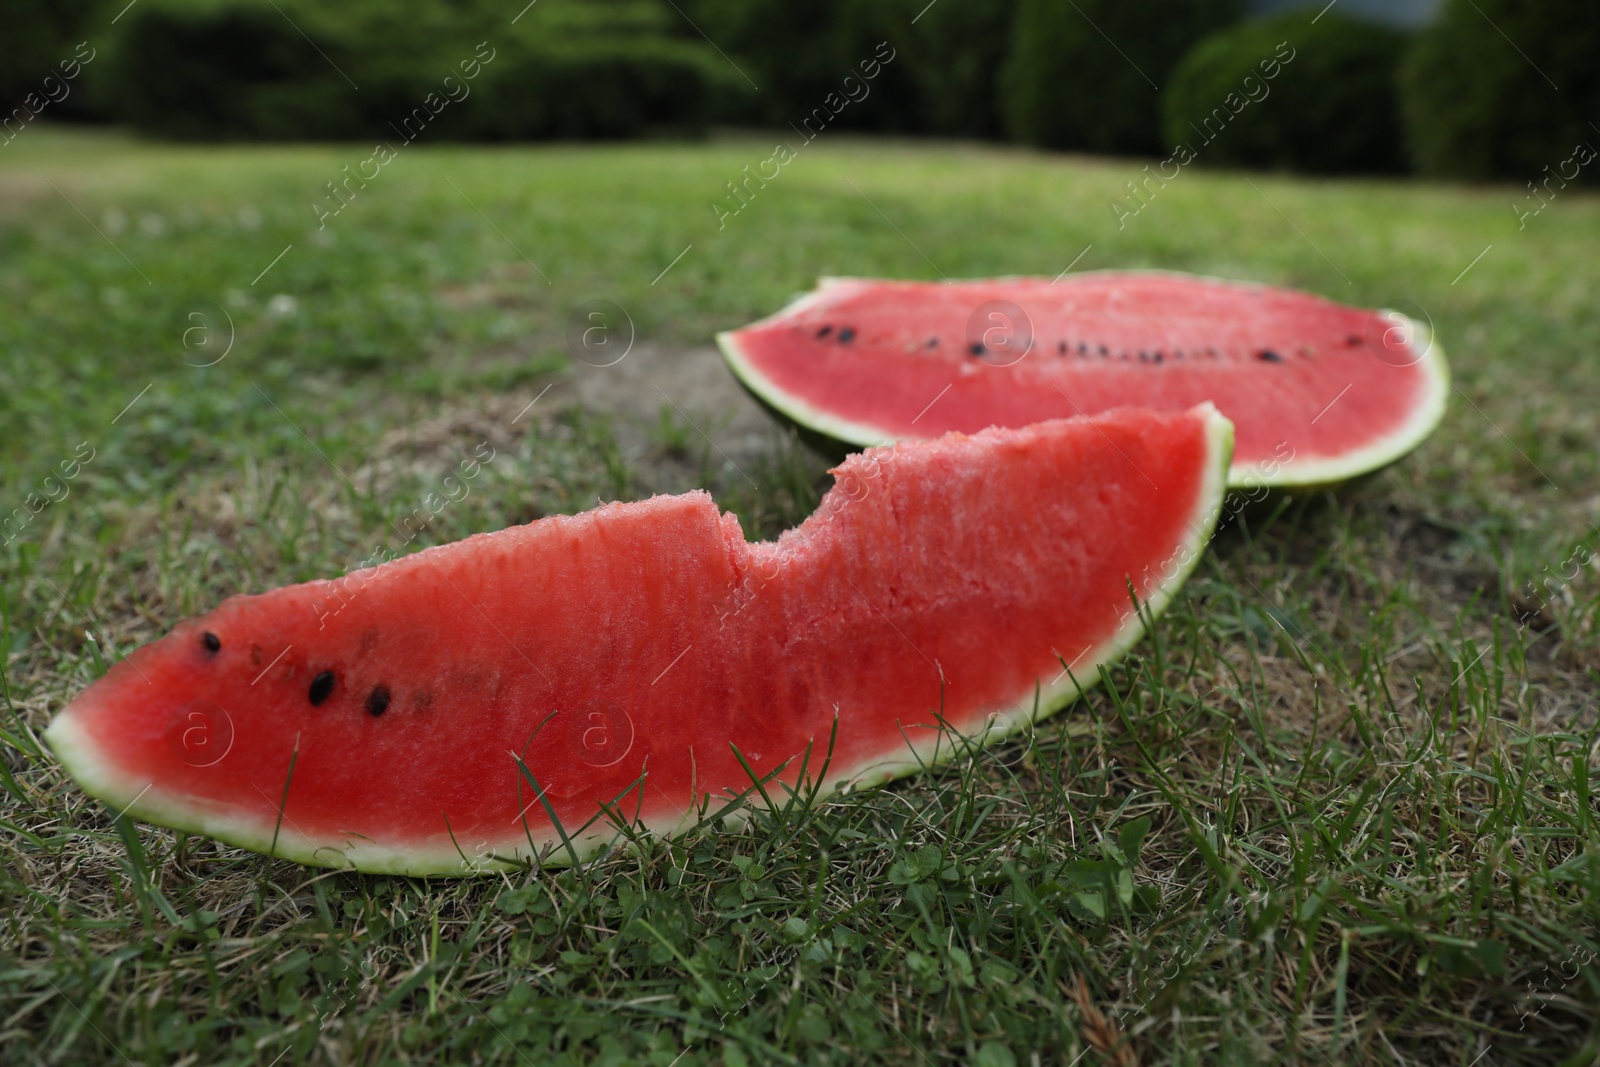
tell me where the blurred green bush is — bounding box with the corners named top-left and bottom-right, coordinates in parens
top-left (84, 0), bottom-right (1036, 144)
top-left (102, 0), bottom-right (731, 141)
top-left (460, 39), bottom-right (736, 141)
top-left (457, 0), bottom-right (737, 139)
top-left (106, 0), bottom-right (365, 140)
top-left (682, 0), bottom-right (1026, 138)
top-left (902, 0), bottom-right (1019, 139)
top-left (680, 0), bottom-right (925, 132)
top-left (1000, 0), bottom-right (1239, 155)
top-left (8, 0), bottom-right (1593, 188)
top-left (1163, 11), bottom-right (1409, 174)
top-left (1401, 0), bottom-right (1600, 181)
top-left (0, 0), bottom-right (109, 122)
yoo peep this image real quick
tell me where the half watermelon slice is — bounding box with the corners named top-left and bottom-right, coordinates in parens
top-left (47, 407), bottom-right (1231, 876)
top-left (718, 272), bottom-right (1449, 488)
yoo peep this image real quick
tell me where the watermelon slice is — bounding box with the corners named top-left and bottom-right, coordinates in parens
top-left (718, 272), bottom-right (1449, 488)
top-left (46, 408), bottom-right (1232, 876)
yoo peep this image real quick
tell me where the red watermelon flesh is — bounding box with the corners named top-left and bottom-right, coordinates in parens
top-left (46, 408), bottom-right (1231, 876)
top-left (718, 272), bottom-right (1448, 487)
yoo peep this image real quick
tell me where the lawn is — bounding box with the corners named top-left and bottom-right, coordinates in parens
top-left (2, 126), bottom-right (1599, 1065)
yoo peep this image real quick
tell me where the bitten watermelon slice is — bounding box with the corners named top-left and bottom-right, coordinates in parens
top-left (718, 272), bottom-right (1449, 487)
top-left (47, 408), bottom-right (1231, 876)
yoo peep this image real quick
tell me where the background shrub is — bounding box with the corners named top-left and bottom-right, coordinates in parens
top-left (106, 1), bottom-right (347, 141)
top-left (1401, 0), bottom-right (1600, 181)
top-left (0, 0), bottom-right (108, 121)
top-left (106, 0), bottom-right (449, 141)
top-left (626, 0), bottom-right (1016, 137)
top-left (23, 0), bottom-right (1585, 189)
top-left (460, 39), bottom-right (736, 141)
top-left (677, 0), bottom-right (840, 127)
top-left (1001, 0), bottom-right (1239, 155)
top-left (682, 0), bottom-right (926, 132)
top-left (903, 0), bottom-right (1018, 139)
top-left (104, 0), bottom-right (730, 142)
top-left (1163, 11), bottom-right (1409, 174)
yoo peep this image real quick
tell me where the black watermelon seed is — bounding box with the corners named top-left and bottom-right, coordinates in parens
top-left (309, 671), bottom-right (336, 706)
top-left (1153, 352), bottom-right (1164, 363)
top-left (1078, 342), bottom-right (1088, 355)
top-left (366, 686), bottom-right (390, 717)
top-left (1098, 345), bottom-right (1109, 356)
top-left (1258, 349), bottom-right (1283, 363)
top-left (815, 324), bottom-right (832, 339)
top-left (925, 337), bottom-right (938, 348)
top-left (1058, 340), bottom-right (1067, 354)
top-left (202, 631), bottom-right (221, 653)
top-left (837, 327), bottom-right (856, 343)
top-left (969, 342), bottom-right (986, 356)
top-left (1347, 333), bottom-right (1362, 346)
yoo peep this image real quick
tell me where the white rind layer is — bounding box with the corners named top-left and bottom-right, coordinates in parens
top-left (717, 275), bottom-right (1450, 489)
top-left (45, 710), bottom-right (471, 874)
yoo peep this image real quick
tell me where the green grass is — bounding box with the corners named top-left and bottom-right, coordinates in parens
top-left (3, 125), bottom-right (1600, 1065)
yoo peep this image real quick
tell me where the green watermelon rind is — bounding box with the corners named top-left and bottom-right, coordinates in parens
top-left (45, 409), bottom-right (1235, 877)
top-left (716, 272), bottom-right (1450, 490)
